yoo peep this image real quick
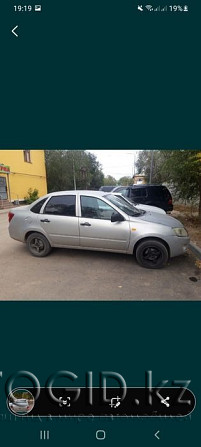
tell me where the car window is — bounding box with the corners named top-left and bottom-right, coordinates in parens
top-left (116, 187), bottom-right (129, 195)
top-left (81, 196), bottom-right (116, 220)
top-left (44, 195), bottom-right (76, 216)
top-left (30, 198), bottom-right (48, 214)
top-left (114, 194), bottom-right (136, 207)
top-left (162, 186), bottom-right (171, 199)
top-left (150, 187), bottom-right (165, 199)
top-left (106, 194), bottom-right (142, 216)
top-left (130, 188), bottom-right (147, 198)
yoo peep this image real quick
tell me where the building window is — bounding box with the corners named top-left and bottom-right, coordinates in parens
top-left (23, 150), bottom-right (31, 163)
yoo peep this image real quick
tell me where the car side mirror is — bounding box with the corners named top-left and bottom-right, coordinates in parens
top-left (111, 212), bottom-right (124, 223)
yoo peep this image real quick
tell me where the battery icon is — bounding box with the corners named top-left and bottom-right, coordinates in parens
top-left (35, 5), bottom-right (42, 11)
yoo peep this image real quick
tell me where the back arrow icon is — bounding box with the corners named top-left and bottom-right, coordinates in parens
top-left (12, 26), bottom-right (18, 37)
top-left (155, 430), bottom-right (160, 440)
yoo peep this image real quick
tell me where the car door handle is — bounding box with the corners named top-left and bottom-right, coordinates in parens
top-left (80, 222), bottom-right (91, 226)
top-left (40, 219), bottom-right (50, 223)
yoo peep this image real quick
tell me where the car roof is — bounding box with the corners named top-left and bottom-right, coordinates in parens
top-left (44, 190), bottom-right (107, 197)
top-left (130, 184), bottom-right (164, 189)
top-left (99, 186), bottom-right (116, 192)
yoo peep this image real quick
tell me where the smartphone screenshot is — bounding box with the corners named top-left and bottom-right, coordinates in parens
top-left (0, 1), bottom-right (200, 446)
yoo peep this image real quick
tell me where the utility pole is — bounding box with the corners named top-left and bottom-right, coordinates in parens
top-left (72, 155), bottom-right (77, 190)
top-left (133, 152), bottom-right (135, 177)
top-left (149, 151), bottom-right (154, 184)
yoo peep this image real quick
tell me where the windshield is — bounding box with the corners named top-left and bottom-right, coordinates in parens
top-left (115, 194), bottom-right (137, 206)
top-left (105, 194), bottom-right (144, 217)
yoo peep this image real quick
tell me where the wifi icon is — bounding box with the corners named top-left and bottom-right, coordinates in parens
top-left (145, 5), bottom-right (153, 10)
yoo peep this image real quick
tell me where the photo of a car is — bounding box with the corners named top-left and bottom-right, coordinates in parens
top-left (7, 389), bottom-right (35, 415)
top-left (8, 190), bottom-right (189, 269)
top-left (9, 398), bottom-right (29, 412)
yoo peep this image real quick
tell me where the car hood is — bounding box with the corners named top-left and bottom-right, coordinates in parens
top-left (135, 204), bottom-right (165, 214)
top-left (130, 211), bottom-right (184, 228)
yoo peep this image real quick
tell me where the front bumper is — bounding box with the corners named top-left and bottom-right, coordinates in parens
top-left (168, 236), bottom-right (190, 258)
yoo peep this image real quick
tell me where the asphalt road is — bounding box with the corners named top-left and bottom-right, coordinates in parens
top-left (0, 212), bottom-right (200, 300)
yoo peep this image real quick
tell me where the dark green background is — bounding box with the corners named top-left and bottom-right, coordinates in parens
top-left (0, 302), bottom-right (200, 445)
top-left (1, 1), bottom-right (201, 148)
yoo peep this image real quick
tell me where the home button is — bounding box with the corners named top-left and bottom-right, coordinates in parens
top-left (96, 430), bottom-right (106, 440)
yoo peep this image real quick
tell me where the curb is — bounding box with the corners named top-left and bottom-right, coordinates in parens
top-left (189, 242), bottom-right (201, 260)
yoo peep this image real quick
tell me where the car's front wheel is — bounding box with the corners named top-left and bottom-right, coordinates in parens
top-left (135, 239), bottom-right (169, 269)
top-left (26, 232), bottom-right (52, 257)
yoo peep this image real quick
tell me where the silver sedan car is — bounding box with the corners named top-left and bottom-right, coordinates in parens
top-left (8, 190), bottom-right (190, 269)
top-left (9, 399), bottom-right (29, 413)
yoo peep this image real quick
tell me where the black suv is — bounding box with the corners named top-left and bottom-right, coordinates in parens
top-left (112, 184), bottom-right (173, 212)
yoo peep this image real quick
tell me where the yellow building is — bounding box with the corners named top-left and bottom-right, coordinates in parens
top-left (133, 174), bottom-right (146, 185)
top-left (0, 150), bottom-right (47, 205)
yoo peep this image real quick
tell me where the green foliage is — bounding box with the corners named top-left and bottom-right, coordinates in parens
top-left (103, 175), bottom-right (117, 186)
top-left (45, 150), bottom-right (104, 192)
top-left (136, 150), bottom-right (166, 184)
top-left (118, 176), bottom-right (133, 186)
top-left (24, 188), bottom-right (39, 204)
top-left (136, 150), bottom-right (201, 220)
top-left (161, 151), bottom-right (201, 220)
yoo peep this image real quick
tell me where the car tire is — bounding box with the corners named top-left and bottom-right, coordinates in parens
top-left (135, 239), bottom-right (169, 269)
top-left (26, 232), bottom-right (52, 257)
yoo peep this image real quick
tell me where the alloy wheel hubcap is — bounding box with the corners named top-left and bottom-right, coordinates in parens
top-left (143, 247), bottom-right (162, 263)
top-left (31, 238), bottom-right (44, 253)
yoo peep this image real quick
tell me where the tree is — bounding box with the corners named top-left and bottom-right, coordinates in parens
top-left (136, 150), bottom-right (165, 184)
top-left (103, 175), bottom-right (117, 186)
top-left (86, 152), bottom-right (104, 189)
top-left (136, 150), bottom-right (201, 221)
top-left (118, 176), bottom-right (133, 186)
top-left (24, 188), bottom-right (39, 204)
top-left (45, 150), bottom-right (69, 192)
top-left (45, 150), bottom-right (104, 192)
top-left (161, 150), bottom-right (201, 221)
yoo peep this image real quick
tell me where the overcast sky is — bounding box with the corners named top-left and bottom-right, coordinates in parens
top-left (87, 150), bottom-right (139, 180)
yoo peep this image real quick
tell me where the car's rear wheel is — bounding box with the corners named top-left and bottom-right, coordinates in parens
top-left (135, 239), bottom-right (169, 269)
top-left (26, 232), bottom-right (52, 257)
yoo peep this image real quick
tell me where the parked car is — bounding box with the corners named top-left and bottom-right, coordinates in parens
top-left (112, 186), bottom-right (124, 192)
top-left (112, 193), bottom-right (166, 214)
top-left (99, 186), bottom-right (116, 192)
top-left (111, 184), bottom-right (173, 212)
top-left (8, 190), bottom-right (189, 268)
top-left (9, 399), bottom-right (29, 412)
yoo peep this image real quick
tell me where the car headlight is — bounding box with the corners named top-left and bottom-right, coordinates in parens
top-left (173, 227), bottom-right (188, 237)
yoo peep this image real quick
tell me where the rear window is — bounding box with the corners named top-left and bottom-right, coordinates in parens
top-left (149, 187), bottom-right (164, 199)
top-left (31, 198), bottom-right (48, 214)
top-left (149, 186), bottom-right (171, 199)
top-left (162, 186), bottom-right (171, 199)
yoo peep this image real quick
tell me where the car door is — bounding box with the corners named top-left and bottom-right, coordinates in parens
top-left (79, 195), bottom-right (130, 251)
top-left (38, 194), bottom-right (79, 246)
